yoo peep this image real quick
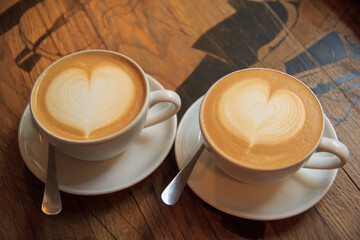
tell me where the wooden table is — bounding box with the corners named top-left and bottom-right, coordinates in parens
top-left (1, 0), bottom-right (359, 239)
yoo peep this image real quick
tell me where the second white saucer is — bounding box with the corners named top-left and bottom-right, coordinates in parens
top-left (175, 96), bottom-right (338, 220)
top-left (18, 75), bottom-right (177, 195)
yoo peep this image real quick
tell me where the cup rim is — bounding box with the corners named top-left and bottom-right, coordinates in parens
top-left (199, 68), bottom-right (325, 172)
top-left (30, 49), bottom-right (150, 146)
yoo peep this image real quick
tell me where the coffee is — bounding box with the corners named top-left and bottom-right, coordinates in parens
top-left (31, 51), bottom-right (146, 141)
top-left (200, 69), bottom-right (323, 169)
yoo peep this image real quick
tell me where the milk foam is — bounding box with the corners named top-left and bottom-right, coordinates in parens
top-left (45, 62), bottom-right (134, 137)
top-left (201, 69), bottom-right (324, 169)
top-left (218, 78), bottom-right (306, 147)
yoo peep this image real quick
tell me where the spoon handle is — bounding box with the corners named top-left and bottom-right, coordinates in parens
top-left (42, 144), bottom-right (62, 215)
top-left (161, 144), bottom-right (205, 205)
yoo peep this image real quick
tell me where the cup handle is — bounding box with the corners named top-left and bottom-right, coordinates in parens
top-left (144, 90), bottom-right (181, 128)
top-left (303, 137), bottom-right (350, 169)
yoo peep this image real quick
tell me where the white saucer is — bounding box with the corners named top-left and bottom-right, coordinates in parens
top-left (18, 75), bottom-right (177, 195)
top-left (175, 97), bottom-right (338, 220)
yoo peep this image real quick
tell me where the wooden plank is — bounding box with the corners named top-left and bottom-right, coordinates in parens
top-left (271, 209), bottom-right (336, 240)
top-left (81, 191), bottom-right (155, 240)
top-left (0, 69), bottom-right (28, 121)
top-left (35, 0), bottom-right (103, 56)
top-left (1, 29), bottom-right (33, 99)
top-left (0, 149), bottom-right (35, 239)
top-left (0, 37), bottom-right (27, 147)
top-left (315, 169), bottom-right (360, 239)
top-left (134, 156), bottom-right (275, 239)
top-left (264, 0), bottom-right (360, 111)
top-left (131, 157), bottom-right (219, 239)
top-left (199, 205), bottom-right (280, 239)
top-left (269, 170), bottom-right (360, 239)
top-left (83, 0), bottom-right (235, 90)
top-left (0, 0), bottom-right (20, 14)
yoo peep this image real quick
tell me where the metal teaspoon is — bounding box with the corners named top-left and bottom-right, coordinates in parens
top-left (161, 144), bottom-right (205, 205)
top-left (41, 144), bottom-right (62, 215)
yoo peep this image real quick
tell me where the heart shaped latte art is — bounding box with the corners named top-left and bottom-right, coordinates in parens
top-left (46, 62), bottom-right (134, 137)
top-left (218, 78), bottom-right (306, 147)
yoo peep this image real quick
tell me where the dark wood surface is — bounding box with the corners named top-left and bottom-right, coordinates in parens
top-left (1, 0), bottom-right (359, 239)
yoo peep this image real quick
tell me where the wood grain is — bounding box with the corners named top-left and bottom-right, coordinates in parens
top-left (0, 0), bottom-right (359, 239)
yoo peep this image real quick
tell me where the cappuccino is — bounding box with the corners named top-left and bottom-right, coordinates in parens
top-left (200, 69), bottom-right (323, 169)
top-left (31, 51), bottom-right (146, 141)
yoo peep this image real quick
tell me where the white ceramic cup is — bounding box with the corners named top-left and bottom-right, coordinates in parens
top-left (30, 50), bottom-right (181, 161)
top-left (199, 68), bottom-right (350, 184)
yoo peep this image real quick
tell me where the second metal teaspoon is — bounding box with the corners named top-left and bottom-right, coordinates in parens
top-left (161, 144), bottom-right (205, 205)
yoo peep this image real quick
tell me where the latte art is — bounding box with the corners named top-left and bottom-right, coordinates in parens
top-left (46, 63), bottom-right (134, 137)
top-left (201, 69), bottom-right (323, 169)
top-left (219, 78), bottom-right (306, 147)
top-left (31, 51), bottom-right (146, 141)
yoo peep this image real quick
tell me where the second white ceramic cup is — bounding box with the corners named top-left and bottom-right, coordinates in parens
top-left (199, 68), bottom-right (350, 184)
